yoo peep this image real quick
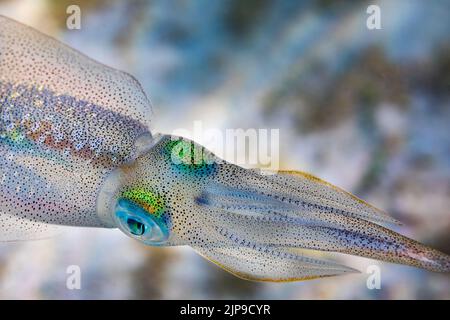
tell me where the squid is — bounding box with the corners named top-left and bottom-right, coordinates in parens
top-left (0, 15), bottom-right (449, 282)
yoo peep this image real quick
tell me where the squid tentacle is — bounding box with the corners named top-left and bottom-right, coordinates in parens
top-left (192, 173), bottom-right (450, 279)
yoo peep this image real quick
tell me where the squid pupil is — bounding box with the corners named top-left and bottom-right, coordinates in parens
top-left (127, 218), bottom-right (146, 236)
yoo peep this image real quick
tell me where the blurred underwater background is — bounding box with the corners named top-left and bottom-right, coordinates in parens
top-left (0, 0), bottom-right (449, 299)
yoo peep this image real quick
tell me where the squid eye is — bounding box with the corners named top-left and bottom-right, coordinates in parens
top-left (127, 218), bottom-right (146, 236)
top-left (114, 199), bottom-right (169, 245)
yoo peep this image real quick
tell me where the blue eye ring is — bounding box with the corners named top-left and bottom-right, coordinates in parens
top-left (114, 199), bottom-right (169, 246)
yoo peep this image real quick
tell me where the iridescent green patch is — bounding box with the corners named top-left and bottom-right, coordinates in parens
top-left (121, 188), bottom-right (165, 218)
top-left (0, 127), bottom-right (70, 167)
top-left (165, 138), bottom-right (216, 174)
top-left (0, 128), bottom-right (31, 149)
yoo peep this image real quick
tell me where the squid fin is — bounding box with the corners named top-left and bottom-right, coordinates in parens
top-left (0, 213), bottom-right (65, 241)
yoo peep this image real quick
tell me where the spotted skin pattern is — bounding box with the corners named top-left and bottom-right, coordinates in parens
top-left (121, 188), bottom-right (165, 219)
top-left (0, 15), bottom-right (152, 235)
top-left (1, 15), bottom-right (449, 281)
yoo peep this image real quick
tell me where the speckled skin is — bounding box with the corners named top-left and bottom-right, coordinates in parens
top-left (0, 15), bottom-right (152, 234)
top-left (0, 15), bottom-right (449, 281)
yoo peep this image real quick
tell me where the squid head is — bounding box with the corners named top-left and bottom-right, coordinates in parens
top-left (97, 134), bottom-right (450, 282)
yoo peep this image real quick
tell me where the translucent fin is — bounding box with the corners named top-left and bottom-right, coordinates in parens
top-left (194, 245), bottom-right (359, 282)
top-left (0, 213), bottom-right (64, 241)
top-left (0, 15), bottom-right (153, 129)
